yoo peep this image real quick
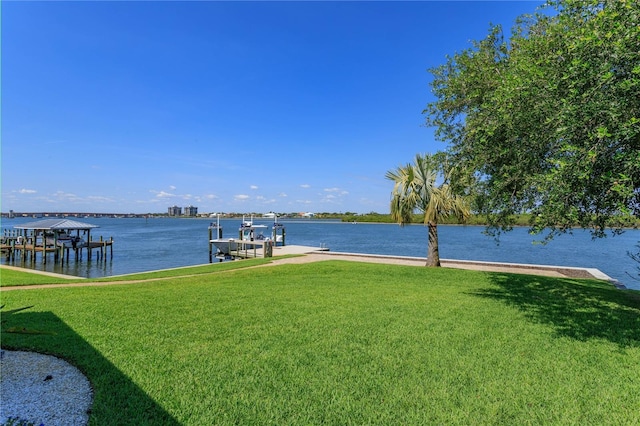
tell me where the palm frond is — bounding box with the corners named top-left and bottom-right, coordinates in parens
top-left (386, 153), bottom-right (470, 225)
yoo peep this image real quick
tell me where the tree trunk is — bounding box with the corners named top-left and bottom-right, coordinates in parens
top-left (426, 222), bottom-right (440, 267)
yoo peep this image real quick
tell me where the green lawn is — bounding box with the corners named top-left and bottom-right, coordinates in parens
top-left (0, 258), bottom-right (273, 286)
top-left (2, 261), bottom-right (639, 425)
top-left (0, 268), bottom-right (86, 286)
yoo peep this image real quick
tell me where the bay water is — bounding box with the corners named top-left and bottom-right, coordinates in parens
top-left (2, 216), bottom-right (639, 290)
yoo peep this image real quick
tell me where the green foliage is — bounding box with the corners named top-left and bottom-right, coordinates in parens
top-left (341, 212), bottom-right (397, 223)
top-left (425, 0), bottom-right (640, 240)
top-left (386, 153), bottom-right (471, 265)
top-left (341, 212), bottom-right (639, 226)
top-left (387, 152), bottom-right (468, 225)
top-left (1, 262), bottom-right (639, 424)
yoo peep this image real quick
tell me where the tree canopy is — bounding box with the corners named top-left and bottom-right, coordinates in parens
top-left (424, 0), bottom-right (640, 240)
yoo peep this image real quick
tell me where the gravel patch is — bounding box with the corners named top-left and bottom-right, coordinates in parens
top-left (0, 350), bottom-right (92, 426)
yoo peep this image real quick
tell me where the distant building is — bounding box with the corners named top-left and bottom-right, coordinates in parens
top-left (168, 205), bottom-right (182, 216)
top-left (184, 205), bottom-right (198, 217)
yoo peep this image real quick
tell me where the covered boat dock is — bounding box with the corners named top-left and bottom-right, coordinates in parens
top-left (1, 219), bottom-right (113, 264)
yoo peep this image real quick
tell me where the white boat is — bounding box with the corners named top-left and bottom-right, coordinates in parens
top-left (239, 220), bottom-right (270, 241)
top-left (210, 216), bottom-right (278, 256)
top-left (246, 217), bottom-right (284, 244)
top-left (210, 238), bottom-right (241, 256)
top-left (45, 231), bottom-right (86, 249)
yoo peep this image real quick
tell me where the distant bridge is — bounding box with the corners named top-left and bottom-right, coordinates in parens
top-left (1, 212), bottom-right (159, 219)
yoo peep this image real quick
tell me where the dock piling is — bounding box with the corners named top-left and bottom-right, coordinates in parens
top-left (2, 219), bottom-right (113, 269)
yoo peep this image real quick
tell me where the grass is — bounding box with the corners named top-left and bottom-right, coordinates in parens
top-left (0, 257), bottom-right (273, 286)
top-left (0, 268), bottom-right (86, 286)
top-left (1, 261), bottom-right (639, 425)
top-left (89, 257), bottom-right (274, 281)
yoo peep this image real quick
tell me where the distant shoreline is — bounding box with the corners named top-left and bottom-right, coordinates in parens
top-left (2, 211), bottom-right (638, 230)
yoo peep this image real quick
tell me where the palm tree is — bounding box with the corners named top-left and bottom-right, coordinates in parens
top-left (386, 153), bottom-right (470, 267)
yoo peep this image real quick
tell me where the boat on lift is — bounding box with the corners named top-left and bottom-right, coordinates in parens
top-left (239, 217), bottom-right (270, 241)
top-left (210, 215), bottom-right (280, 257)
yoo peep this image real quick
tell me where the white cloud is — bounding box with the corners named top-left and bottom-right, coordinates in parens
top-left (155, 191), bottom-right (175, 198)
top-left (278, 192), bottom-right (287, 197)
top-left (46, 191), bottom-right (82, 203)
top-left (53, 191), bottom-right (77, 199)
top-left (300, 184), bottom-right (310, 189)
top-left (18, 189), bottom-right (37, 194)
top-left (250, 185), bottom-right (259, 190)
top-left (87, 196), bottom-right (114, 202)
top-left (324, 188), bottom-right (349, 196)
top-left (169, 185), bottom-right (177, 190)
top-left (234, 194), bottom-right (250, 201)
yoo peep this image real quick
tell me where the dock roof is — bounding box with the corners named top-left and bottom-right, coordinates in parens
top-left (14, 219), bottom-right (99, 230)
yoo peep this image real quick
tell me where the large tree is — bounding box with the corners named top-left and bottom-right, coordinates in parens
top-left (424, 0), bottom-right (640, 240)
top-left (386, 153), bottom-right (470, 266)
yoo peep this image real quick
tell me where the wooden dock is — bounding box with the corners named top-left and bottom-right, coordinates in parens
top-left (209, 239), bottom-right (273, 262)
top-left (2, 219), bottom-right (113, 266)
top-left (209, 240), bottom-right (329, 262)
top-left (1, 237), bottom-right (114, 264)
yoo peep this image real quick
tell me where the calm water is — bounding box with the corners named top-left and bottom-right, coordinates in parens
top-left (2, 217), bottom-right (639, 290)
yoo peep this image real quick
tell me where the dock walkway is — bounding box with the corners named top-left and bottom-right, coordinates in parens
top-left (269, 246), bottom-right (614, 281)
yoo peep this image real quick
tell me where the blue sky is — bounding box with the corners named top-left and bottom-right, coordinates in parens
top-left (2, 1), bottom-right (543, 215)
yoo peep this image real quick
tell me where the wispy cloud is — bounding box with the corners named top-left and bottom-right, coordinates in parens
top-left (324, 187), bottom-right (349, 196)
top-left (50, 191), bottom-right (82, 203)
top-left (154, 191), bottom-right (175, 198)
top-left (87, 196), bottom-right (115, 202)
top-left (18, 189), bottom-right (37, 194)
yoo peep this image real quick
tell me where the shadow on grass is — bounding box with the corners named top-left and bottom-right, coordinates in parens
top-left (473, 273), bottom-right (640, 348)
top-left (1, 311), bottom-right (179, 425)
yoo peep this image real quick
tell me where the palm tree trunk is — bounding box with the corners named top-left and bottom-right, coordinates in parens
top-left (426, 222), bottom-right (440, 267)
